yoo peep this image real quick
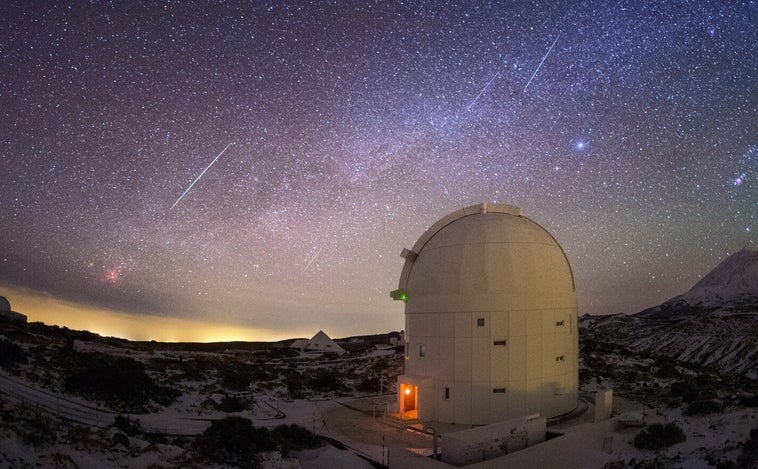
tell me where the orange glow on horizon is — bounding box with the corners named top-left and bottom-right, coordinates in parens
top-left (1, 285), bottom-right (299, 343)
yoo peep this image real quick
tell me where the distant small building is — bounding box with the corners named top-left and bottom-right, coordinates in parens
top-left (0, 296), bottom-right (27, 323)
top-left (291, 330), bottom-right (346, 355)
top-left (389, 331), bottom-right (404, 347)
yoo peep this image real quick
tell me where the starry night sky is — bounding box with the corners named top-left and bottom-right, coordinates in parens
top-left (1, 1), bottom-right (755, 341)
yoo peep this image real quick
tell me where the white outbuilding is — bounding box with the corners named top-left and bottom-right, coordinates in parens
top-left (290, 330), bottom-right (346, 355)
top-left (391, 203), bottom-right (578, 425)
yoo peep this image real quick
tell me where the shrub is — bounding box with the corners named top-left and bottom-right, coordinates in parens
top-left (179, 361), bottom-right (207, 381)
top-left (114, 415), bottom-right (143, 436)
top-left (357, 377), bottom-right (381, 393)
top-left (218, 396), bottom-right (246, 413)
top-left (194, 416), bottom-right (274, 468)
top-left (653, 358), bottom-right (680, 378)
top-left (199, 398), bottom-right (218, 411)
top-left (670, 381), bottom-right (699, 402)
top-left (251, 365), bottom-right (277, 382)
top-left (738, 428), bottom-right (758, 468)
top-left (271, 424), bottom-right (322, 455)
top-left (21, 410), bottom-right (58, 446)
top-left (713, 459), bottom-right (737, 469)
top-left (64, 355), bottom-right (154, 411)
top-left (283, 372), bottom-right (307, 399)
top-left (152, 384), bottom-right (182, 407)
top-left (219, 368), bottom-right (252, 391)
top-left (266, 347), bottom-right (299, 359)
top-left (684, 399), bottom-right (724, 416)
top-left (578, 368), bottom-right (593, 385)
top-left (63, 425), bottom-right (96, 449)
top-left (49, 453), bottom-right (76, 467)
top-left (0, 339), bottom-right (27, 368)
top-left (634, 423), bottom-right (686, 450)
top-left (373, 360), bottom-right (389, 371)
top-left (310, 370), bottom-right (342, 393)
top-left (194, 418), bottom-right (322, 466)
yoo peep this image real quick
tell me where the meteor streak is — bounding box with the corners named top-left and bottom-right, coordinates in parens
top-left (302, 248), bottom-right (322, 273)
top-left (467, 70), bottom-right (502, 112)
top-left (523, 32), bottom-right (561, 92)
top-left (171, 142), bottom-right (235, 209)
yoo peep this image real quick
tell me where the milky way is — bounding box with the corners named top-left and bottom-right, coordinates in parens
top-left (0, 1), bottom-right (755, 339)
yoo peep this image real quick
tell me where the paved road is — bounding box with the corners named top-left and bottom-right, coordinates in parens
top-left (0, 371), bottom-right (115, 428)
top-left (0, 371), bottom-right (212, 435)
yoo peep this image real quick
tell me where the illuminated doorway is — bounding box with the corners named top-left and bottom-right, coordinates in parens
top-left (401, 383), bottom-right (417, 419)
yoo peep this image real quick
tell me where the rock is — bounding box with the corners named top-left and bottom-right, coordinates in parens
top-left (111, 431), bottom-right (129, 448)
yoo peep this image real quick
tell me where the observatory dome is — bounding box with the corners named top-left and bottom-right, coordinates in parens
top-left (0, 296), bottom-right (10, 312)
top-left (393, 203), bottom-right (578, 425)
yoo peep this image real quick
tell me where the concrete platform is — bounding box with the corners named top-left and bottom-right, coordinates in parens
top-left (314, 394), bottom-right (649, 468)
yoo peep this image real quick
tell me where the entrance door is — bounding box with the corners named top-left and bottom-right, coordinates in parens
top-left (401, 384), bottom-right (417, 418)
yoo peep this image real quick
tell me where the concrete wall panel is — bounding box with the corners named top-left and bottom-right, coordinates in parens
top-left (472, 337), bottom-right (490, 382)
top-left (454, 383), bottom-right (472, 424)
top-left (471, 382), bottom-right (491, 424)
top-left (454, 336), bottom-right (472, 382)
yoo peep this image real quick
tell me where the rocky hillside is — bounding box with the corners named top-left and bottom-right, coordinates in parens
top-left (581, 248), bottom-right (758, 379)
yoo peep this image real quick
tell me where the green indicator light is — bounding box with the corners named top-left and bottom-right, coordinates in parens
top-left (390, 289), bottom-right (408, 302)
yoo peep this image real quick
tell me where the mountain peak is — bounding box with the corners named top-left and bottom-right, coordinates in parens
top-left (636, 248), bottom-right (758, 317)
top-left (679, 248), bottom-right (758, 307)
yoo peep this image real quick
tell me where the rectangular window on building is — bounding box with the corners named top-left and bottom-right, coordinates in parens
top-left (556, 320), bottom-right (565, 327)
top-left (493, 340), bottom-right (507, 346)
top-left (444, 387), bottom-right (450, 399)
top-left (556, 355), bottom-right (565, 362)
top-left (419, 344), bottom-right (425, 357)
top-left (493, 388), bottom-right (506, 394)
top-left (477, 318), bottom-right (485, 327)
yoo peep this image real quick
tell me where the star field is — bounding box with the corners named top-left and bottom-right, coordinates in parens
top-left (1, 1), bottom-right (755, 340)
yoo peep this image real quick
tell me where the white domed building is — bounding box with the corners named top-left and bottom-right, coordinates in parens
top-left (391, 203), bottom-right (578, 425)
top-left (0, 296), bottom-right (27, 323)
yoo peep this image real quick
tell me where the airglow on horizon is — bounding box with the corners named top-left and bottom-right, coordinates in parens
top-left (1, 284), bottom-right (304, 343)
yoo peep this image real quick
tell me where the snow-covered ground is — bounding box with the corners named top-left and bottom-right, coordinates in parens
top-left (0, 326), bottom-right (408, 467)
top-left (1, 319), bottom-right (757, 468)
